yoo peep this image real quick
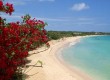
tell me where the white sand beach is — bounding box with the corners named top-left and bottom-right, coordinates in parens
top-left (25, 36), bottom-right (92, 80)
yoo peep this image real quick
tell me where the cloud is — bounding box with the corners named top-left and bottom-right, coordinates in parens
top-left (71, 3), bottom-right (89, 11)
top-left (1, 15), bottom-right (21, 19)
top-left (5, 0), bottom-right (35, 6)
top-left (96, 23), bottom-right (110, 26)
top-left (32, 17), bottom-right (68, 21)
top-left (38, 0), bottom-right (55, 2)
top-left (0, 13), bottom-right (25, 22)
top-left (77, 17), bottom-right (93, 21)
top-left (1, 13), bottom-right (94, 27)
top-left (9, 1), bottom-right (25, 5)
top-left (5, 0), bottom-right (27, 6)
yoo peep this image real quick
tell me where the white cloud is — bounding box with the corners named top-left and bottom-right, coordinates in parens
top-left (0, 13), bottom-right (25, 22)
top-left (5, 0), bottom-right (35, 6)
top-left (1, 15), bottom-right (21, 20)
top-left (5, 0), bottom-right (54, 6)
top-left (32, 17), bottom-right (68, 21)
top-left (1, 13), bottom-right (94, 26)
top-left (71, 3), bottom-right (89, 11)
top-left (38, 0), bottom-right (55, 2)
top-left (9, 1), bottom-right (25, 5)
top-left (77, 17), bottom-right (93, 21)
top-left (96, 23), bottom-right (110, 26)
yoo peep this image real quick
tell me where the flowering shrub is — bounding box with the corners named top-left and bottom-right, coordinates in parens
top-left (0, 1), bottom-right (14, 15)
top-left (0, 1), bottom-right (49, 80)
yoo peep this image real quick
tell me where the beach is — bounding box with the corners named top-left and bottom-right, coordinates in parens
top-left (25, 36), bottom-right (92, 80)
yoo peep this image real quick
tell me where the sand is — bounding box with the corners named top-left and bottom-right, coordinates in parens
top-left (25, 36), bottom-right (92, 80)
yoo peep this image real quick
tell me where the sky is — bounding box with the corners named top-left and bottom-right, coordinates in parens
top-left (1, 0), bottom-right (110, 32)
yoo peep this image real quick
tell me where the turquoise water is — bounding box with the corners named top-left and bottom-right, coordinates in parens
top-left (61, 35), bottom-right (110, 80)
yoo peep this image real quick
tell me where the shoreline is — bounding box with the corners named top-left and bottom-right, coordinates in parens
top-left (55, 37), bottom-right (93, 80)
top-left (26, 36), bottom-right (92, 80)
top-left (54, 36), bottom-right (93, 80)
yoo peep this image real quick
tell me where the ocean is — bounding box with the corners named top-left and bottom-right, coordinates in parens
top-left (61, 35), bottom-right (110, 80)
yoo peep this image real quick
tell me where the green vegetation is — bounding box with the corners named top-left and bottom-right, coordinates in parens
top-left (47, 31), bottom-right (75, 40)
top-left (47, 31), bottom-right (110, 40)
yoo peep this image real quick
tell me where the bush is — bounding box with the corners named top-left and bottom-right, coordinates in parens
top-left (0, 1), bottom-right (49, 79)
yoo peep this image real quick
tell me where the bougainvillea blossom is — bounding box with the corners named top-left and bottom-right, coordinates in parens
top-left (0, 0), bottom-right (49, 80)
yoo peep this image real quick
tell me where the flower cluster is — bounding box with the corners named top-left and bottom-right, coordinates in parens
top-left (0, 1), bottom-right (49, 80)
top-left (0, 0), bottom-right (14, 15)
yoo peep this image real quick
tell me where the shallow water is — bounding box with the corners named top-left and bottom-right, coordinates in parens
top-left (61, 35), bottom-right (110, 80)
